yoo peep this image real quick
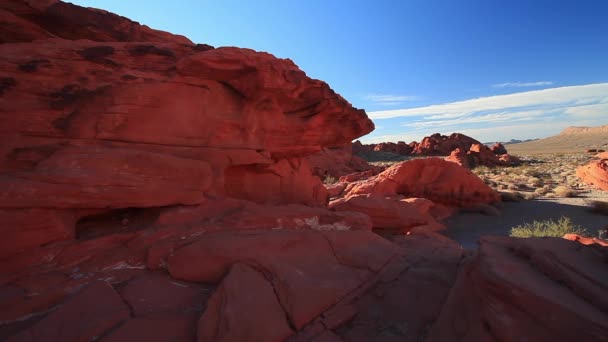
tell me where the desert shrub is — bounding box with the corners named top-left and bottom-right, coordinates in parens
top-left (553, 185), bottom-right (578, 197)
top-left (534, 187), bottom-right (549, 196)
top-left (323, 174), bottom-right (338, 185)
top-left (589, 200), bottom-right (608, 216)
top-left (510, 216), bottom-right (588, 238)
top-left (527, 177), bottom-right (542, 187)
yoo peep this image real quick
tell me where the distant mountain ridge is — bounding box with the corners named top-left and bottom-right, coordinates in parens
top-left (484, 138), bottom-right (538, 146)
top-left (559, 125), bottom-right (608, 135)
top-left (506, 123), bottom-right (608, 154)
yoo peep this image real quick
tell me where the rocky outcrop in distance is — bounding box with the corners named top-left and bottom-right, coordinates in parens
top-left (354, 133), bottom-right (520, 168)
top-left (577, 154), bottom-right (608, 191)
top-left (1, 1), bottom-right (606, 341)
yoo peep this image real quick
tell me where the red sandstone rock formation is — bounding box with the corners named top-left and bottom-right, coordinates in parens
top-left (326, 158), bottom-right (498, 232)
top-left (342, 158), bottom-right (500, 207)
top-left (0, 0), bottom-right (375, 258)
top-left (354, 133), bottom-right (517, 168)
top-left (1, 2), bottom-right (606, 342)
top-left (490, 142), bottom-right (507, 154)
top-left (373, 141), bottom-right (413, 155)
top-left (428, 236), bottom-right (608, 341)
top-left (412, 133), bottom-right (481, 155)
top-left (445, 143), bottom-right (519, 168)
top-left (576, 158), bottom-right (608, 191)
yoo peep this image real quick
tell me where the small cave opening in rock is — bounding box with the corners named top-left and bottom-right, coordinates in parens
top-left (75, 207), bottom-right (162, 240)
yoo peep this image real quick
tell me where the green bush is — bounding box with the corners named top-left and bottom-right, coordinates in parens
top-left (509, 216), bottom-right (588, 238)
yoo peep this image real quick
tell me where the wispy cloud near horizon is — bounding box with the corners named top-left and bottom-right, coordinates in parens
top-left (492, 81), bottom-right (553, 88)
top-left (360, 83), bottom-right (608, 144)
top-left (363, 94), bottom-right (419, 106)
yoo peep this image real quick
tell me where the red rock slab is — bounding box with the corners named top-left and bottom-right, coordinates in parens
top-left (563, 233), bottom-right (608, 247)
top-left (428, 236), bottom-right (608, 341)
top-left (6, 281), bottom-right (130, 342)
top-left (288, 231), bottom-right (463, 341)
top-left (132, 200), bottom-right (372, 271)
top-left (329, 194), bottom-right (444, 232)
top-left (344, 158), bottom-right (500, 207)
top-left (168, 229), bottom-right (398, 329)
top-left (576, 159), bottom-right (608, 191)
top-left (103, 315), bottom-right (197, 342)
top-left (0, 209), bottom-right (75, 259)
top-left (0, 146), bottom-right (211, 209)
top-left (120, 272), bottom-right (213, 317)
top-left (198, 263), bottom-right (294, 342)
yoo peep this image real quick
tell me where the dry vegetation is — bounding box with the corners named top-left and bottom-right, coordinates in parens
top-left (510, 216), bottom-right (588, 238)
top-left (471, 153), bottom-right (596, 200)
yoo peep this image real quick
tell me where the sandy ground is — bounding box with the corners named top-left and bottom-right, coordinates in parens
top-left (442, 195), bottom-right (608, 249)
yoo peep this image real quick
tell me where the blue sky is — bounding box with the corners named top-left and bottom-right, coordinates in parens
top-left (68, 0), bottom-right (608, 143)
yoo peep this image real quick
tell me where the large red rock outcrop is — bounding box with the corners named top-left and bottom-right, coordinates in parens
top-left (341, 158), bottom-right (500, 207)
top-left (412, 133), bottom-right (481, 155)
top-left (428, 236), bottom-right (608, 341)
top-left (354, 133), bottom-right (518, 168)
top-left (373, 141), bottom-right (413, 155)
top-left (576, 158), bottom-right (608, 191)
top-left (327, 158), bottom-right (496, 232)
top-left (0, 0), bottom-right (374, 259)
top-left (3, 2), bottom-right (606, 342)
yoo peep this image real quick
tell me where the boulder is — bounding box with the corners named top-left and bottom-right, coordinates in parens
top-left (343, 158), bottom-right (500, 207)
top-left (490, 142), bottom-right (507, 154)
top-left (576, 159), bottom-right (608, 191)
top-left (412, 133), bottom-right (481, 155)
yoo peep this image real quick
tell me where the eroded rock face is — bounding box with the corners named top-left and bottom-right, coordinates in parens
top-left (577, 158), bottom-right (608, 191)
top-left (428, 236), bottom-right (608, 341)
top-left (0, 0), bottom-right (374, 258)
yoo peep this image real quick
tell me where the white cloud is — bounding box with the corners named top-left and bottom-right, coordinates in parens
top-left (361, 83), bottom-right (608, 144)
top-left (564, 102), bottom-right (608, 118)
top-left (364, 94), bottom-right (419, 106)
top-left (367, 83), bottom-right (608, 120)
top-left (492, 81), bottom-right (553, 88)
